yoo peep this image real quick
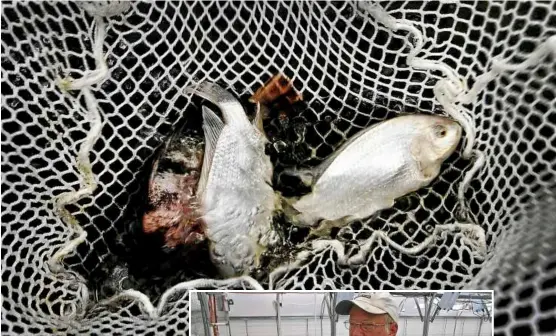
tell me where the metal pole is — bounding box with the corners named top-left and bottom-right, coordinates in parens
top-left (422, 295), bottom-right (429, 336)
top-left (477, 318), bottom-right (483, 336)
top-left (452, 314), bottom-right (459, 336)
top-left (330, 293), bottom-right (337, 336)
top-left (442, 317), bottom-right (447, 336)
top-left (198, 293), bottom-right (212, 336)
top-left (209, 295), bottom-right (220, 336)
top-left (320, 295), bottom-right (327, 336)
top-left (321, 293), bottom-right (335, 336)
top-left (395, 293), bottom-right (491, 301)
top-left (414, 298), bottom-right (424, 322)
top-left (275, 293), bottom-right (282, 336)
top-left (228, 321), bottom-right (232, 336)
top-left (320, 311), bottom-right (324, 336)
top-left (430, 305), bottom-right (441, 323)
top-left (306, 318), bottom-right (309, 336)
top-left (460, 319), bottom-right (465, 336)
top-left (221, 294), bottom-right (232, 336)
top-left (314, 294), bottom-right (317, 336)
top-left (244, 319), bottom-right (249, 336)
top-left (422, 294), bottom-right (437, 336)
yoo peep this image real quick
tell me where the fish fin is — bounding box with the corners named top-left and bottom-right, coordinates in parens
top-left (253, 242), bottom-right (266, 269)
top-left (410, 139), bottom-right (440, 181)
top-left (280, 195), bottom-right (299, 215)
top-left (420, 162), bottom-right (440, 181)
top-left (278, 195), bottom-right (312, 227)
top-left (309, 218), bottom-right (350, 238)
top-left (282, 167), bottom-right (315, 187)
top-left (197, 106), bottom-right (225, 199)
top-left (185, 81), bottom-right (249, 127)
top-left (253, 101), bottom-right (265, 134)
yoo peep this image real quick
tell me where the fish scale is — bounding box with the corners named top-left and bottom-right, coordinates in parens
top-left (187, 82), bottom-right (278, 277)
top-left (290, 115), bottom-right (462, 232)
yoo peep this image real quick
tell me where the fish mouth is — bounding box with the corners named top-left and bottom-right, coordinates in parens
top-left (452, 123), bottom-right (463, 147)
top-left (443, 122), bottom-right (463, 159)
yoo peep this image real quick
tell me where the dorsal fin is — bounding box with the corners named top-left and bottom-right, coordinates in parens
top-left (197, 106), bottom-right (225, 200)
top-left (185, 81), bottom-right (249, 127)
top-left (252, 101), bottom-right (265, 134)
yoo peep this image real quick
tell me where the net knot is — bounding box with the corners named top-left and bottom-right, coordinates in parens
top-left (358, 1), bottom-right (397, 30)
top-left (77, 1), bottom-right (131, 18)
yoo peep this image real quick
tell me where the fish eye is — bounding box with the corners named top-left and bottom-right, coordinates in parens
top-left (433, 125), bottom-right (447, 138)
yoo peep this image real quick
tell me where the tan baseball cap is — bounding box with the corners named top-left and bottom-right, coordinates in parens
top-left (335, 292), bottom-right (399, 323)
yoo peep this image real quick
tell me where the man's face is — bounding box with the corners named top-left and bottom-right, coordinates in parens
top-left (348, 306), bottom-right (397, 336)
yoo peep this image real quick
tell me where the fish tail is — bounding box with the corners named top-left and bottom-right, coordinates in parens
top-left (278, 194), bottom-right (315, 228)
top-left (280, 195), bottom-right (298, 220)
top-left (281, 166), bottom-right (316, 187)
top-left (185, 81), bottom-right (250, 127)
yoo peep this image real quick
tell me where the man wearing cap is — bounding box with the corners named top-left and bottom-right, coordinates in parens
top-left (336, 292), bottom-right (399, 336)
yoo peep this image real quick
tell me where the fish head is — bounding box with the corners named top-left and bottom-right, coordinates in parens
top-left (421, 116), bottom-right (462, 161)
top-left (410, 116), bottom-right (462, 180)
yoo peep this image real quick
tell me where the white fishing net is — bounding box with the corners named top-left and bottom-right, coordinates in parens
top-left (1, 1), bottom-right (555, 335)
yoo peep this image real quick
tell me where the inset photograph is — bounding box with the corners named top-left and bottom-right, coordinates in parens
top-left (190, 291), bottom-right (492, 336)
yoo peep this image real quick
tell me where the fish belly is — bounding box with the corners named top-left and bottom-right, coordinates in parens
top-left (293, 136), bottom-right (420, 225)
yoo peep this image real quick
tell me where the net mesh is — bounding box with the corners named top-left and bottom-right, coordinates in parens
top-left (1, 1), bottom-right (555, 335)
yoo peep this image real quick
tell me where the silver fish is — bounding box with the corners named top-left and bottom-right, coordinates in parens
top-left (288, 114), bottom-right (462, 232)
top-left (185, 82), bottom-right (279, 277)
